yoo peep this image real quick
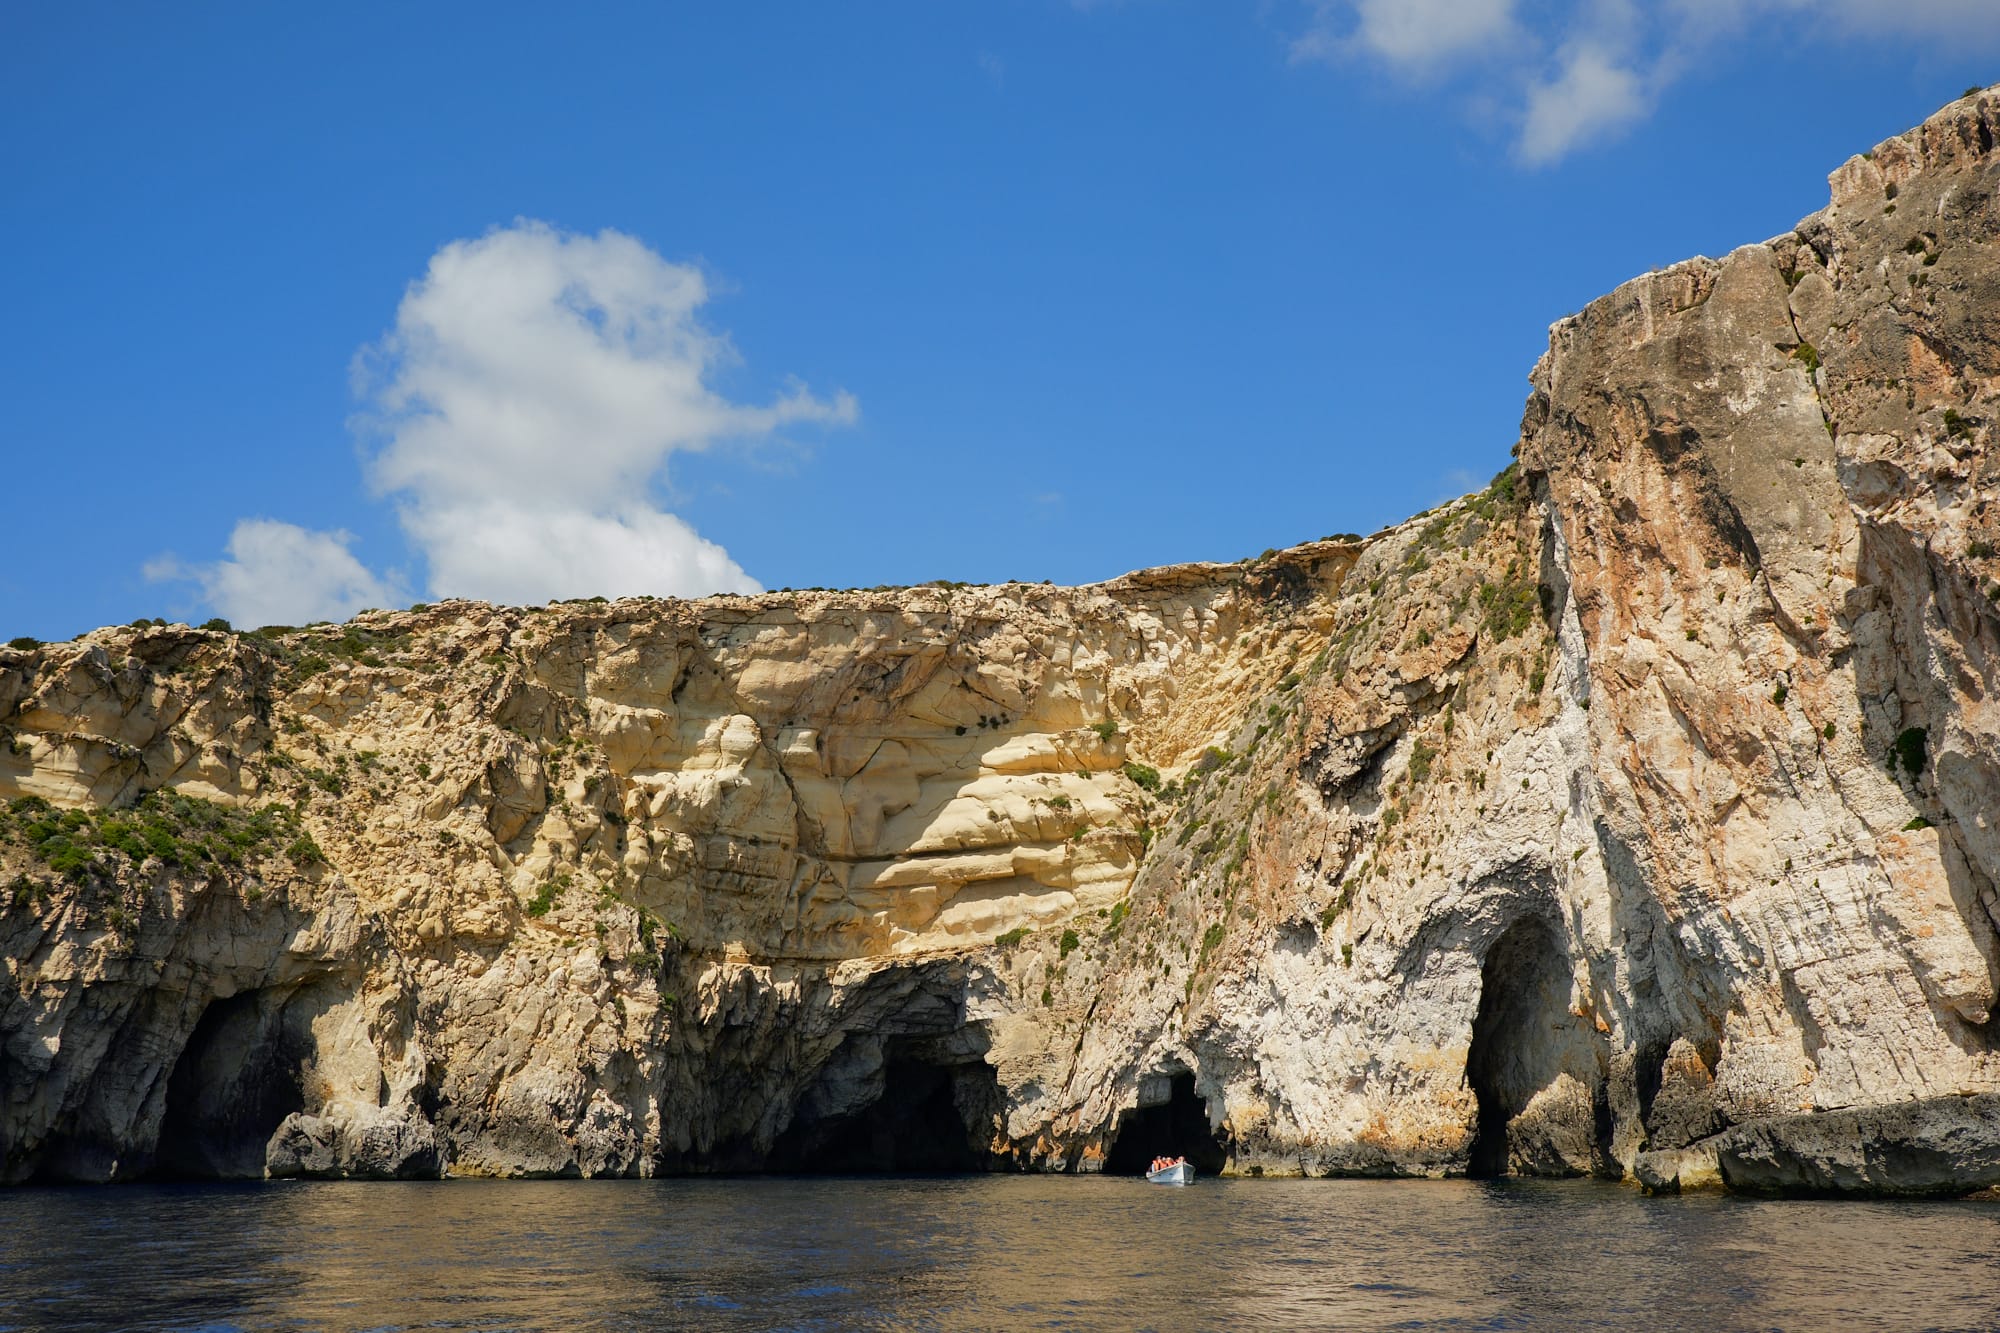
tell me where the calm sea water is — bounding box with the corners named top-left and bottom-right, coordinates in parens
top-left (1, 1176), bottom-right (1996, 1332)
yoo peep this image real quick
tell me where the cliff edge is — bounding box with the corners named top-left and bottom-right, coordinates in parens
top-left (5, 87), bottom-right (1999, 1194)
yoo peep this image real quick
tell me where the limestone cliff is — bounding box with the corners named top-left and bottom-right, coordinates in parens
top-left (5, 88), bottom-right (2000, 1193)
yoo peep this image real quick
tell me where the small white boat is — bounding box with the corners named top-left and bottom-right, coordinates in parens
top-left (1146, 1161), bottom-right (1195, 1185)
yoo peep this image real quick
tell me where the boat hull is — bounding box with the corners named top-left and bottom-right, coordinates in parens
top-left (1145, 1163), bottom-right (1194, 1185)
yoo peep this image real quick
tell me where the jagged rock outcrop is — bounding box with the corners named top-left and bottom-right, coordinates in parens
top-left (4, 87), bottom-right (1999, 1193)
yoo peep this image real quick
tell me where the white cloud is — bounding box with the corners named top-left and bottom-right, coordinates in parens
top-left (1519, 44), bottom-right (1649, 165)
top-left (402, 499), bottom-right (758, 604)
top-left (145, 519), bottom-right (407, 628)
top-left (1299, 0), bottom-right (1997, 166)
top-left (354, 220), bottom-right (854, 605)
top-left (154, 221), bottom-right (854, 620)
top-left (1295, 0), bottom-right (1518, 72)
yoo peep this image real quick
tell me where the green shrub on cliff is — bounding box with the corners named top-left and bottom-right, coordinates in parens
top-left (632, 908), bottom-right (681, 959)
top-left (1407, 739), bottom-right (1437, 785)
top-left (1121, 761), bottom-right (1161, 792)
top-left (1190, 747), bottom-right (1233, 779)
top-left (1894, 727), bottom-right (1929, 778)
top-left (1464, 464), bottom-right (1523, 524)
top-left (1478, 568), bottom-right (1540, 642)
top-left (6, 874), bottom-right (47, 910)
top-left (3, 790), bottom-right (317, 882)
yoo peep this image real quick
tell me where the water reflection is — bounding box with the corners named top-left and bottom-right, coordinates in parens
top-left (2, 1176), bottom-right (1999, 1330)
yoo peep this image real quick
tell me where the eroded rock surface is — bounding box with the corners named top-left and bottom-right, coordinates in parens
top-left (5, 87), bottom-right (2000, 1192)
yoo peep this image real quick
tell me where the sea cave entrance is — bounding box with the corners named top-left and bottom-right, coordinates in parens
top-left (768, 1044), bottom-right (1004, 1174)
top-left (154, 988), bottom-right (309, 1179)
top-left (1464, 916), bottom-right (1575, 1178)
top-left (1103, 1072), bottom-right (1228, 1176)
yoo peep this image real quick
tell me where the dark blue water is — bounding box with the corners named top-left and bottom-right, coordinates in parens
top-left (1, 1176), bottom-right (1996, 1331)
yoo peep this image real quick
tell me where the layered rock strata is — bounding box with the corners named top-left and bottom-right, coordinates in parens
top-left (4, 87), bottom-right (2000, 1192)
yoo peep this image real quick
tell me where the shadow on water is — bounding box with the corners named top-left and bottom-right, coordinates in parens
top-left (5, 1177), bottom-right (2000, 1330)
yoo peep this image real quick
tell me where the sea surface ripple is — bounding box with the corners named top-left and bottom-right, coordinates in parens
top-left (1, 1176), bottom-right (1996, 1331)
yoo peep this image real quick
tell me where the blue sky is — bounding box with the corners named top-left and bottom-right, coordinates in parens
top-left (2, 2), bottom-right (1994, 636)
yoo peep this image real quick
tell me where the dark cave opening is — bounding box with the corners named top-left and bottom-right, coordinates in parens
top-left (1465, 917), bottom-right (1573, 1178)
top-left (1103, 1072), bottom-right (1228, 1176)
top-left (1635, 1039), bottom-right (1669, 1127)
top-left (153, 989), bottom-right (308, 1180)
top-left (768, 1055), bottom-right (1001, 1174)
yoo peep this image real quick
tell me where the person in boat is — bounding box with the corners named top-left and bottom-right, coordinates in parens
top-left (1149, 1155), bottom-right (1188, 1174)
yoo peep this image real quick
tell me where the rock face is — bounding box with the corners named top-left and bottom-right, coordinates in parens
top-left (4, 88), bottom-right (2000, 1193)
top-left (1642, 1093), bottom-right (2000, 1197)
